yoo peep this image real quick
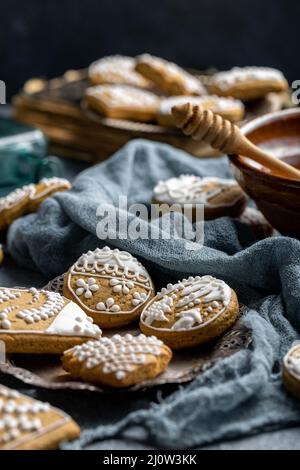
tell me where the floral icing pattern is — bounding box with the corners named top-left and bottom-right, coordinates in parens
top-left (67, 246), bottom-right (154, 315)
top-left (141, 275), bottom-right (232, 331)
top-left (76, 278), bottom-right (99, 299)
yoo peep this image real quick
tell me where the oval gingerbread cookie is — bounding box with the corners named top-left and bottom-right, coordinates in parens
top-left (153, 174), bottom-right (247, 220)
top-left (63, 246), bottom-right (155, 328)
top-left (62, 333), bottom-right (172, 388)
top-left (140, 275), bottom-right (239, 349)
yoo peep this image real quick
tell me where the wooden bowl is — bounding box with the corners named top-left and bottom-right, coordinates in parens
top-left (229, 108), bottom-right (300, 236)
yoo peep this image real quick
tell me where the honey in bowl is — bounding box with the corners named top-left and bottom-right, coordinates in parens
top-left (229, 108), bottom-right (300, 237)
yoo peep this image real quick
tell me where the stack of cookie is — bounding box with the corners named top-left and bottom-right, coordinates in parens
top-left (85, 54), bottom-right (289, 127)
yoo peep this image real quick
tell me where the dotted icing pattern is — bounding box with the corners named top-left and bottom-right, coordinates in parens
top-left (0, 386), bottom-right (50, 446)
top-left (153, 174), bottom-right (237, 205)
top-left (212, 66), bottom-right (286, 90)
top-left (284, 345), bottom-right (300, 379)
top-left (0, 287), bottom-right (101, 338)
top-left (65, 333), bottom-right (165, 381)
top-left (141, 275), bottom-right (232, 331)
top-left (0, 178), bottom-right (70, 211)
top-left (0, 185), bottom-right (35, 211)
top-left (68, 246), bottom-right (154, 315)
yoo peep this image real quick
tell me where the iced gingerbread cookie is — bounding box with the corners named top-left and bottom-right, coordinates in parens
top-left (62, 333), bottom-right (172, 388)
top-left (0, 287), bottom-right (101, 353)
top-left (0, 177), bottom-right (71, 231)
top-left (88, 55), bottom-right (151, 89)
top-left (157, 95), bottom-right (244, 126)
top-left (209, 66), bottom-right (288, 101)
top-left (0, 385), bottom-right (80, 450)
top-left (135, 54), bottom-right (206, 96)
top-left (283, 344), bottom-right (300, 400)
top-left (85, 84), bottom-right (160, 122)
top-left (63, 246), bottom-right (155, 328)
top-left (140, 275), bottom-right (239, 349)
top-left (153, 174), bottom-right (247, 220)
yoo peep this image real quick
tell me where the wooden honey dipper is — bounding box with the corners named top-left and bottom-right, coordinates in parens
top-left (172, 102), bottom-right (300, 179)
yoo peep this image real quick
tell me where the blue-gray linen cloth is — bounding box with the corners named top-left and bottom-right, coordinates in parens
top-left (7, 139), bottom-right (300, 449)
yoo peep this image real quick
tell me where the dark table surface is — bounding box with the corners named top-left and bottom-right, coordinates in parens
top-left (0, 108), bottom-right (299, 449)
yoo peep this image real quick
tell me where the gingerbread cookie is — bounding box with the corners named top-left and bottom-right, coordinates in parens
top-left (283, 343), bottom-right (300, 400)
top-left (85, 84), bottom-right (160, 122)
top-left (62, 333), bottom-right (172, 388)
top-left (0, 287), bottom-right (101, 353)
top-left (135, 54), bottom-right (206, 96)
top-left (209, 66), bottom-right (288, 101)
top-left (0, 244), bottom-right (3, 265)
top-left (140, 275), bottom-right (239, 349)
top-left (63, 246), bottom-right (155, 328)
top-left (88, 55), bottom-right (151, 89)
top-left (157, 95), bottom-right (244, 126)
top-left (0, 177), bottom-right (71, 231)
top-left (153, 175), bottom-right (247, 220)
top-left (0, 385), bottom-right (80, 450)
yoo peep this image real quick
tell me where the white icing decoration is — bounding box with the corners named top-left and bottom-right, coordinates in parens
top-left (46, 301), bottom-right (101, 338)
top-left (141, 275), bottom-right (232, 331)
top-left (66, 333), bottom-right (164, 380)
top-left (0, 289), bottom-right (21, 304)
top-left (0, 185), bottom-right (35, 211)
top-left (153, 175), bottom-right (237, 205)
top-left (40, 177), bottom-right (70, 187)
top-left (68, 246), bottom-right (154, 315)
top-left (30, 177), bottom-right (70, 200)
top-left (132, 291), bottom-right (148, 306)
top-left (143, 295), bottom-right (175, 325)
top-left (212, 66), bottom-right (286, 90)
top-left (0, 178), bottom-right (70, 212)
top-left (0, 385), bottom-right (52, 446)
top-left (16, 290), bottom-right (64, 325)
top-left (171, 308), bottom-right (203, 331)
top-left (109, 278), bottom-right (134, 294)
top-left (0, 287), bottom-right (101, 338)
top-left (96, 298), bottom-right (120, 313)
top-left (76, 278), bottom-right (99, 298)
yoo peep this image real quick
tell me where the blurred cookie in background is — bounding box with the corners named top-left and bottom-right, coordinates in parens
top-left (88, 55), bottom-right (151, 89)
top-left (157, 94), bottom-right (244, 126)
top-left (208, 66), bottom-right (288, 101)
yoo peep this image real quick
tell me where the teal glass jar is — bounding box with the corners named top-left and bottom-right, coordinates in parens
top-left (0, 118), bottom-right (63, 196)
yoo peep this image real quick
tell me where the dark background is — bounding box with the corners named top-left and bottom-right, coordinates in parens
top-left (1, 0), bottom-right (299, 99)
